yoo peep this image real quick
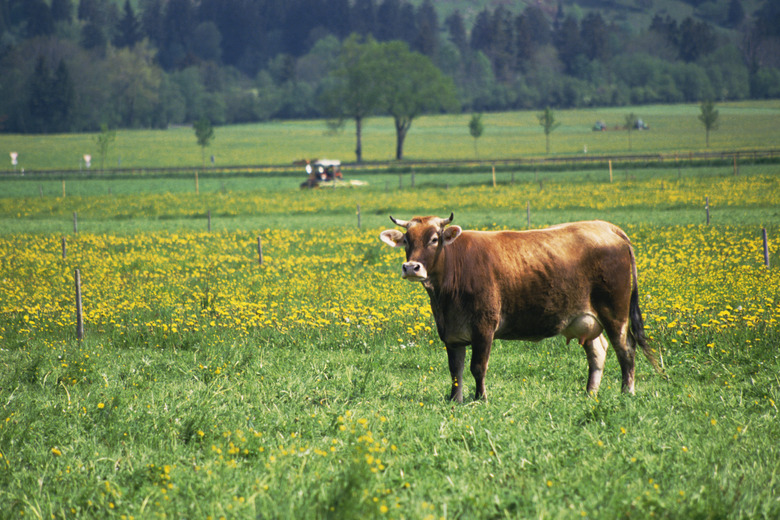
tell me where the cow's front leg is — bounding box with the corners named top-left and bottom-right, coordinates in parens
top-left (470, 332), bottom-right (493, 401)
top-left (446, 345), bottom-right (466, 403)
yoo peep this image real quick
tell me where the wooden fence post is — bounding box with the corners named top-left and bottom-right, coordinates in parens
top-left (705, 196), bottom-right (710, 225)
top-left (62, 179), bottom-right (66, 197)
top-left (73, 212), bottom-right (78, 234)
top-left (762, 228), bottom-right (770, 268)
top-left (257, 236), bottom-right (263, 265)
top-left (492, 165), bottom-right (496, 188)
top-left (195, 171), bottom-right (199, 195)
top-left (526, 201), bottom-right (531, 229)
top-left (608, 159), bottom-right (613, 183)
top-left (75, 269), bottom-right (84, 341)
top-left (62, 237), bottom-right (67, 259)
top-left (357, 204), bottom-right (361, 229)
top-left (207, 210), bottom-right (211, 232)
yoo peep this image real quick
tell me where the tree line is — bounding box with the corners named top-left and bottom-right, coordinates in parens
top-left (1, 0), bottom-right (779, 136)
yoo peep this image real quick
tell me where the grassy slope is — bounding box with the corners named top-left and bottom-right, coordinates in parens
top-left (1, 101), bottom-right (779, 171)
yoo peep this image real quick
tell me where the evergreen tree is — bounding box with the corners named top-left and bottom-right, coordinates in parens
top-left (414, 0), bottom-right (438, 57)
top-left (555, 15), bottom-right (583, 74)
top-left (376, 0), bottom-right (402, 42)
top-left (51, 59), bottom-right (75, 132)
top-left (114, 0), bottom-right (140, 49)
top-left (51, 0), bottom-right (73, 23)
top-left (580, 12), bottom-right (609, 62)
top-left (445, 11), bottom-right (468, 54)
top-left (678, 18), bottom-right (716, 62)
top-left (24, 0), bottom-right (54, 37)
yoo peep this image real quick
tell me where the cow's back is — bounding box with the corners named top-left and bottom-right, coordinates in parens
top-left (436, 221), bottom-right (632, 342)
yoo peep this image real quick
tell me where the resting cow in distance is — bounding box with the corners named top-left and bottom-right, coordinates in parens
top-left (380, 213), bottom-right (660, 402)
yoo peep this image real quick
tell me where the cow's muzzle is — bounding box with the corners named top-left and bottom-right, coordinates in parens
top-left (401, 261), bottom-right (427, 281)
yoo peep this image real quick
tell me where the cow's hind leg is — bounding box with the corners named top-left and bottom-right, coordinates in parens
top-left (446, 345), bottom-right (466, 403)
top-left (583, 334), bottom-right (609, 394)
top-left (470, 332), bottom-right (493, 401)
top-left (604, 320), bottom-right (636, 394)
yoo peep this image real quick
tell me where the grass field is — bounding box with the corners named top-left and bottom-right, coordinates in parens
top-left (2, 101), bottom-right (780, 171)
top-left (1, 154), bottom-right (779, 518)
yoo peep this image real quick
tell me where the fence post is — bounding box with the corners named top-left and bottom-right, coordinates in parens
top-left (75, 269), bottom-right (84, 341)
top-left (73, 212), bottom-right (78, 234)
top-left (608, 159), bottom-right (613, 183)
top-left (526, 201), bottom-right (531, 229)
top-left (207, 210), bottom-right (211, 232)
top-left (62, 237), bottom-right (67, 259)
top-left (62, 179), bottom-right (66, 197)
top-left (195, 171), bottom-right (199, 195)
top-left (705, 196), bottom-right (710, 225)
top-left (492, 165), bottom-right (496, 188)
top-left (762, 228), bottom-right (770, 268)
top-left (257, 236), bottom-right (263, 265)
top-left (357, 204), bottom-right (361, 229)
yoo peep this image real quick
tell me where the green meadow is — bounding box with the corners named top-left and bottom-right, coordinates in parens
top-left (2, 101), bottom-right (780, 171)
top-left (1, 105), bottom-right (779, 519)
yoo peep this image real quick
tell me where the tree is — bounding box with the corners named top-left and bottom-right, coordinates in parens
top-left (319, 35), bottom-right (384, 163)
top-left (537, 107), bottom-right (560, 154)
top-left (378, 41), bottom-right (459, 160)
top-left (94, 124), bottom-right (116, 171)
top-left (469, 113), bottom-right (484, 158)
top-left (624, 112), bottom-right (638, 151)
top-left (51, 0), bottom-right (73, 23)
top-left (698, 99), bottom-right (718, 148)
top-left (194, 117), bottom-right (214, 167)
top-left (114, 0), bottom-right (140, 49)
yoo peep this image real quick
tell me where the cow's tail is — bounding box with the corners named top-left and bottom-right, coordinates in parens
top-left (620, 229), bottom-right (665, 374)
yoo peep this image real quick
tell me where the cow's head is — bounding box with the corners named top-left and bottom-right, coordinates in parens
top-left (379, 213), bottom-right (462, 282)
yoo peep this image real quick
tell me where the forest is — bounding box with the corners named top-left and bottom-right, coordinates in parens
top-left (1, 0), bottom-right (779, 134)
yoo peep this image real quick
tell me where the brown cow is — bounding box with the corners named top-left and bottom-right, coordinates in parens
top-left (379, 213), bottom-right (660, 402)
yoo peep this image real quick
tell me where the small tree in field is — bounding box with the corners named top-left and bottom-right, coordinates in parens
top-left (624, 113), bottom-right (638, 151)
top-left (94, 124), bottom-right (115, 171)
top-left (698, 100), bottom-right (719, 148)
top-left (537, 107), bottom-right (560, 154)
top-left (194, 117), bottom-right (214, 168)
top-left (469, 113), bottom-right (484, 158)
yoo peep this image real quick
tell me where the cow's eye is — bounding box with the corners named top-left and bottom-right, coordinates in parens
top-left (430, 236), bottom-right (439, 246)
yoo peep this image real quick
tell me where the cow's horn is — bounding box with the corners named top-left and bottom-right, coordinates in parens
top-left (436, 212), bottom-right (454, 227)
top-left (390, 216), bottom-right (410, 228)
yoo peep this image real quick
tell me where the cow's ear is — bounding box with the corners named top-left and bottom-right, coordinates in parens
top-left (441, 225), bottom-right (462, 246)
top-left (380, 229), bottom-right (405, 248)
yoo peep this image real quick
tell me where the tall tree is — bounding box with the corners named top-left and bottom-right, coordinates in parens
top-left (555, 15), bottom-right (583, 74)
top-left (624, 112), bottom-right (638, 151)
top-left (319, 35), bottom-right (384, 163)
top-left (469, 113), bottom-right (484, 158)
top-left (445, 11), bottom-right (468, 54)
top-left (94, 123), bottom-right (116, 170)
top-left (194, 116), bottom-right (214, 167)
top-left (698, 99), bottom-right (718, 148)
top-left (378, 41), bottom-right (458, 160)
top-left (678, 18), bottom-right (716, 62)
top-left (414, 0), bottom-right (438, 57)
top-left (24, 0), bottom-right (54, 37)
top-left (114, 0), bottom-right (140, 49)
top-left (537, 107), bottom-right (560, 154)
top-left (51, 0), bottom-right (73, 23)
top-left (580, 12), bottom-right (609, 62)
